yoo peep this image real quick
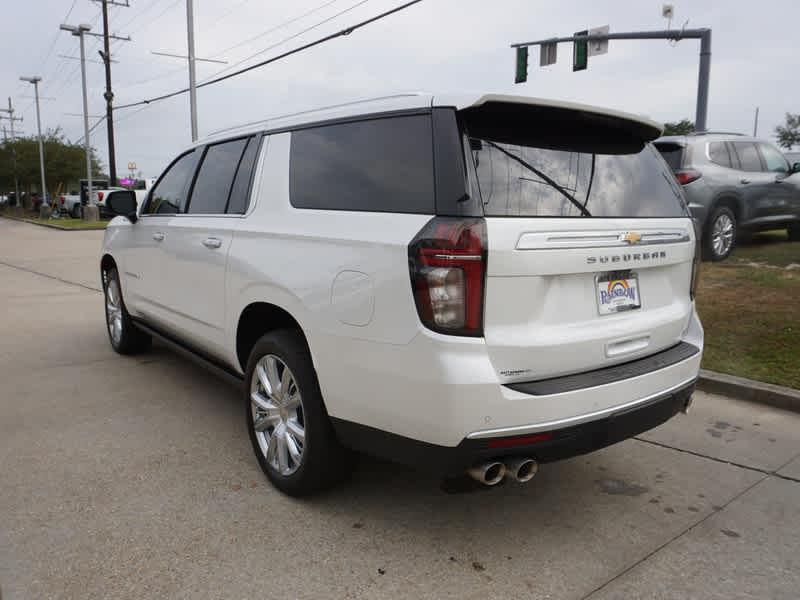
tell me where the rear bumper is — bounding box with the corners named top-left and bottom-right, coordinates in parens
top-left (332, 379), bottom-right (695, 475)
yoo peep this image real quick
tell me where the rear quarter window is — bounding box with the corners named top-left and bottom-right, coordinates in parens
top-left (289, 114), bottom-right (435, 214)
top-left (654, 142), bottom-right (684, 171)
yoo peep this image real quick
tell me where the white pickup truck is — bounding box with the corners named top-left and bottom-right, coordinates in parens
top-left (57, 192), bottom-right (83, 218)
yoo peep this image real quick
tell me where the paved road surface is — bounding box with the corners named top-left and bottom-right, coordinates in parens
top-left (1, 218), bottom-right (799, 599)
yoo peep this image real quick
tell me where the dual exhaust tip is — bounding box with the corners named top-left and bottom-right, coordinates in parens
top-left (467, 457), bottom-right (538, 486)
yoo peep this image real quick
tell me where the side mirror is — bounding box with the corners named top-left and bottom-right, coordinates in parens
top-left (107, 190), bottom-right (138, 223)
top-left (792, 162), bottom-right (800, 174)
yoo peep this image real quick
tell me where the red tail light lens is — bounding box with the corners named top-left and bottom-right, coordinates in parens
top-left (97, 191), bottom-right (104, 201)
top-left (60, 196), bottom-right (65, 204)
top-left (409, 217), bottom-right (487, 336)
top-left (675, 170), bottom-right (701, 185)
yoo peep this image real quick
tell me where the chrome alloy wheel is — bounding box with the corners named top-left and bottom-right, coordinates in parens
top-left (711, 213), bottom-right (734, 257)
top-left (105, 277), bottom-right (123, 346)
top-left (250, 355), bottom-right (306, 476)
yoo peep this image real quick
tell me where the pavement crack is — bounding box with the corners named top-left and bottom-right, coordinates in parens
top-left (580, 473), bottom-right (769, 599)
top-left (0, 260), bottom-right (102, 293)
top-left (633, 436), bottom-right (800, 484)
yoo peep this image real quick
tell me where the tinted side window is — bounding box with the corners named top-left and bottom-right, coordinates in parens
top-left (759, 143), bottom-right (789, 173)
top-left (731, 142), bottom-right (763, 172)
top-left (708, 142), bottom-right (732, 168)
top-left (290, 115), bottom-right (434, 213)
top-left (187, 138), bottom-right (248, 214)
top-left (145, 151), bottom-right (198, 214)
top-left (654, 142), bottom-right (684, 171)
top-left (227, 136), bottom-right (261, 214)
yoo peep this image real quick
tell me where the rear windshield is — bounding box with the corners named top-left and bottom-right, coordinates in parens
top-left (654, 142), bottom-right (684, 171)
top-left (468, 138), bottom-right (688, 218)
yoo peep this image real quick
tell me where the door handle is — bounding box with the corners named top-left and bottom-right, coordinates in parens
top-left (152, 232), bottom-right (165, 242)
top-left (740, 179), bottom-right (750, 184)
top-left (202, 237), bottom-right (222, 249)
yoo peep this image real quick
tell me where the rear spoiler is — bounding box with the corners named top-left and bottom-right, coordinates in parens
top-left (454, 96), bottom-right (663, 155)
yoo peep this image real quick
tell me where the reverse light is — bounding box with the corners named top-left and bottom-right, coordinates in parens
top-left (408, 217), bottom-right (487, 336)
top-left (675, 170), bottom-right (702, 185)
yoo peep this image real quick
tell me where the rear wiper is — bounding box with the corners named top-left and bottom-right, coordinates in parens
top-left (485, 141), bottom-right (591, 217)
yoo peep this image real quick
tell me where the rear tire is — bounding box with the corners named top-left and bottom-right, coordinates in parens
top-left (788, 223), bottom-right (800, 242)
top-left (102, 267), bottom-right (152, 355)
top-left (72, 204), bottom-right (82, 219)
top-left (245, 330), bottom-right (352, 496)
top-left (703, 206), bottom-right (737, 261)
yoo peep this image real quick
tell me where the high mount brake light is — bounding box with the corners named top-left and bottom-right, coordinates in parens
top-left (675, 170), bottom-right (702, 185)
top-left (408, 217), bottom-right (487, 336)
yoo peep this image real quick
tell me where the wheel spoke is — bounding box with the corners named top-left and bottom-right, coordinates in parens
top-left (283, 391), bottom-right (301, 410)
top-left (256, 364), bottom-right (272, 397)
top-left (266, 357), bottom-right (282, 400)
top-left (253, 409), bottom-right (281, 432)
top-left (251, 391), bottom-right (279, 413)
top-left (276, 428), bottom-right (289, 473)
top-left (265, 428), bottom-right (279, 465)
top-left (285, 430), bottom-right (302, 463)
top-left (285, 419), bottom-right (305, 444)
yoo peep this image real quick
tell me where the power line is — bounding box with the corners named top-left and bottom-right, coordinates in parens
top-left (117, 0), bottom-right (422, 110)
top-left (209, 0), bottom-right (341, 59)
top-left (201, 0), bottom-right (368, 82)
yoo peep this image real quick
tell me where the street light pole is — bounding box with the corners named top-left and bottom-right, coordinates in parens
top-left (61, 23), bottom-right (95, 219)
top-left (186, 0), bottom-right (198, 141)
top-left (19, 77), bottom-right (48, 212)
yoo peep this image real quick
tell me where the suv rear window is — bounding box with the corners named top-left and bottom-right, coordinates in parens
top-left (468, 139), bottom-right (688, 218)
top-left (290, 114), bottom-right (434, 214)
top-left (654, 142), bottom-right (684, 171)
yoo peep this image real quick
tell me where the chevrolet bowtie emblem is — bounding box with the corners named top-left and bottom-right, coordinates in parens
top-left (621, 232), bottom-right (643, 245)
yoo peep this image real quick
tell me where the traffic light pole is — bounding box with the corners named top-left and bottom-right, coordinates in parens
top-left (511, 28), bottom-right (712, 132)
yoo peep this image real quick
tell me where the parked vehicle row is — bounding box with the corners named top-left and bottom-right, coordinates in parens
top-left (101, 93), bottom-right (703, 496)
top-left (655, 133), bottom-right (800, 260)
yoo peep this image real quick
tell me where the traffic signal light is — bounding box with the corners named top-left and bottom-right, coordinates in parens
top-left (573, 30), bottom-right (588, 71)
top-left (515, 46), bottom-right (528, 83)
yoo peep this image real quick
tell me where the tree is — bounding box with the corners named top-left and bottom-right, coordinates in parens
top-left (663, 119), bottom-right (695, 136)
top-left (775, 113), bottom-right (800, 150)
top-left (0, 128), bottom-right (103, 196)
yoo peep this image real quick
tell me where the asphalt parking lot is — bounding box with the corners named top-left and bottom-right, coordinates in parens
top-left (1, 217), bottom-right (799, 599)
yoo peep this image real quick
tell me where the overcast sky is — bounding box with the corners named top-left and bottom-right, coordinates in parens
top-left (1, 0), bottom-right (796, 177)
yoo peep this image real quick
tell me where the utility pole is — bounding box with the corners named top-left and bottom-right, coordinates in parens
top-left (19, 78), bottom-right (48, 212)
top-left (512, 28), bottom-right (713, 132)
top-left (61, 23), bottom-right (96, 220)
top-left (186, 0), bottom-right (198, 141)
top-left (0, 97), bottom-right (22, 210)
top-left (753, 107), bottom-right (760, 137)
top-left (93, 0), bottom-right (131, 186)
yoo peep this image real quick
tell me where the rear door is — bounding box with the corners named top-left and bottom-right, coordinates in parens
top-left (463, 113), bottom-right (695, 382)
top-left (159, 135), bottom-right (261, 357)
top-left (729, 141), bottom-right (774, 223)
top-left (757, 142), bottom-right (797, 221)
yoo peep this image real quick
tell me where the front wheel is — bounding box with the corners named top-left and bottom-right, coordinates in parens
top-left (103, 267), bottom-right (152, 354)
top-left (245, 330), bottom-right (352, 496)
top-left (704, 206), bottom-right (737, 261)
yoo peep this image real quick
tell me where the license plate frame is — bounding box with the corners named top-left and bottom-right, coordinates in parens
top-left (596, 270), bottom-right (641, 315)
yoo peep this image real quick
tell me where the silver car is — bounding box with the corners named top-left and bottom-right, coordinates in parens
top-left (655, 133), bottom-right (800, 260)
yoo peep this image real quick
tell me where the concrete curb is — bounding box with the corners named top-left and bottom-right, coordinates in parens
top-left (0, 215), bottom-right (106, 231)
top-left (698, 369), bottom-right (800, 413)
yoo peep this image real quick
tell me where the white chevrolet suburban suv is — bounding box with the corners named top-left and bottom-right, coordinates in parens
top-left (100, 93), bottom-right (703, 496)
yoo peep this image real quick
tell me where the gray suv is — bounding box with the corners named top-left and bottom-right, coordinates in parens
top-left (655, 133), bottom-right (800, 260)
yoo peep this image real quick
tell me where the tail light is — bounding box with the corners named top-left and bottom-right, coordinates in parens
top-left (97, 191), bottom-right (104, 201)
top-left (408, 217), bottom-right (487, 336)
top-left (675, 170), bottom-right (702, 185)
top-left (60, 196), bottom-right (65, 205)
top-left (690, 218), bottom-right (701, 299)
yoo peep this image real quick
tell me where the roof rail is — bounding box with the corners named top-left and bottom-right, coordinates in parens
top-left (205, 93), bottom-right (427, 139)
top-left (689, 130), bottom-right (746, 137)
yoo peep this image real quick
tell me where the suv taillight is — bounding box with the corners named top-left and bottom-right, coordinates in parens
top-left (675, 170), bottom-right (702, 185)
top-left (97, 191), bottom-right (104, 201)
top-left (690, 219), bottom-right (701, 300)
top-left (408, 217), bottom-right (487, 336)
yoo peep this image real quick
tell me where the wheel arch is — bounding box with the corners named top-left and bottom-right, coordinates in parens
top-left (235, 301), bottom-right (312, 373)
top-left (708, 193), bottom-right (744, 228)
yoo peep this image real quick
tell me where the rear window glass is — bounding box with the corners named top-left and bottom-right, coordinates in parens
top-left (290, 115), bottom-right (434, 214)
top-left (654, 143), bottom-right (684, 171)
top-left (469, 139), bottom-right (688, 218)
